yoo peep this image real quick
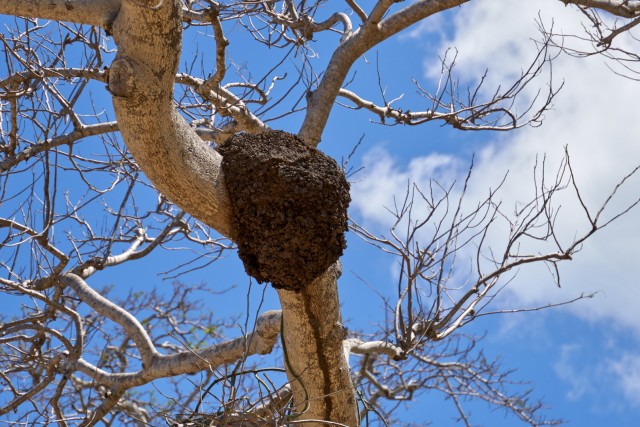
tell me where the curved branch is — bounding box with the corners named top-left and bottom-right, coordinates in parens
top-left (61, 273), bottom-right (160, 366)
top-left (345, 338), bottom-right (403, 359)
top-left (345, 0), bottom-right (368, 23)
top-left (315, 12), bottom-right (353, 38)
top-left (108, 0), bottom-right (235, 237)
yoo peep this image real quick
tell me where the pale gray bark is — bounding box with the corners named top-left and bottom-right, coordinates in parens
top-left (0, 0), bottom-right (120, 27)
top-left (107, 0), bottom-right (235, 237)
top-left (102, 3), bottom-right (359, 415)
top-left (0, 0), bottom-right (362, 423)
top-left (559, 0), bottom-right (640, 18)
top-left (278, 264), bottom-right (358, 426)
top-left (0, 0), bottom-right (534, 423)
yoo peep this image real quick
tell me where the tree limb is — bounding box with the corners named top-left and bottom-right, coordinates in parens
top-left (0, 122), bottom-right (118, 172)
top-left (68, 304), bottom-right (282, 389)
top-left (560, 0), bottom-right (640, 18)
top-left (61, 273), bottom-right (160, 366)
top-left (0, 0), bottom-right (120, 28)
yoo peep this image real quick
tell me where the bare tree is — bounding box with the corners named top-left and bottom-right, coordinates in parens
top-left (1, 1), bottom-right (638, 426)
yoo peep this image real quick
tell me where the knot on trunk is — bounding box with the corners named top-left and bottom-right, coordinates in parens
top-left (219, 130), bottom-right (350, 291)
top-left (108, 58), bottom-right (137, 97)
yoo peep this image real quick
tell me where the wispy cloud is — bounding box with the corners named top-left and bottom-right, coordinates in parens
top-left (609, 352), bottom-right (640, 407)
top-left (552, 340), bottom-right (640, 410)
top-left (554, 343), bottom-right (593, 401)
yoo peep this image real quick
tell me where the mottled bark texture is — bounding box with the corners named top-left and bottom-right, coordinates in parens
top-left (0, 0), bottom-right (120, 28)
top-left (219, 131), bottom-right (350, 291)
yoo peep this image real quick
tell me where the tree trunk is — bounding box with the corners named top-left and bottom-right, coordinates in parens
top-left (278, 264), bottom-right (358, 426)
top-left (105, 1), bottom-right (358, 424)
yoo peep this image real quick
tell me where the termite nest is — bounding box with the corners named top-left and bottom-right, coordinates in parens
top-left (219, 130), bottom-right (350, 292)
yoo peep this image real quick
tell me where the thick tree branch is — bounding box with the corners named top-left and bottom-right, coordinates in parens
top-left (64, 290), bottom-right (282, 390)
top-left (0, 0), bottom-right (120, 28)
top-left (61, 273), bottom-right (160, 366)
top-left (560, 0), bottom-right (640, 18)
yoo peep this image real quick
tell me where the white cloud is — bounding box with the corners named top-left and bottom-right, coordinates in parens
top-left (351, 0), bottom-right (640, 334)
top-left (610, 353), bottom-right (640, 407)
top-left (351, 145), bottom-right (462, 224)
top-left (423, 1), bottom-right (554, 87)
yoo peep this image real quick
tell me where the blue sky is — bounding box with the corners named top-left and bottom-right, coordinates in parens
top-left (2, 0), bottom-right (640, 425)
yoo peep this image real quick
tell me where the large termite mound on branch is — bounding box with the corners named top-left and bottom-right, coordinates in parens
top-left (219, 130), bottom-right (350, 292)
